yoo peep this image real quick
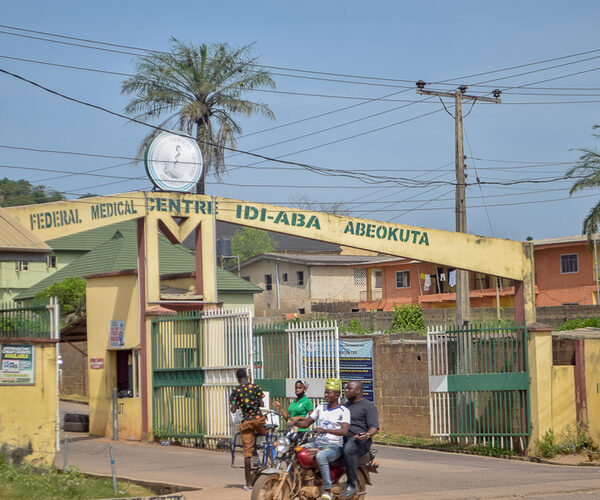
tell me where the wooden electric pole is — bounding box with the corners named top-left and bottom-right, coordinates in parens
top-left (416, 83), bottom-right (501, 325)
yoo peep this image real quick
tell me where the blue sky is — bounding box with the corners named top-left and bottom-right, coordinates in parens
top-left (2, 1), bottom-right (600, 240)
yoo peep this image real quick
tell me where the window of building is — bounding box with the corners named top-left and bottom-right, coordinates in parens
top-left (116, 349), bottom-right (140, 398)
top-left (374, 270), bottom-right (382, 288)
top-left (264, 274), bottom-right (273, 290)
top-left (15, 261), bottom-right (29, 271)
top-left (353, 268), bottom-right (366, 287)
top-left (297, 271), bottom-right (304, 286)
top-left (282, 273), bottom-right (288, 282)
top-left (298, 308), bottom-right (305, 314)
top-left (560, 254), bottom-right (579, 274)
top-left (396, 270), bottom-right (410, 288)
top-left (47, 255), bottom-right (57, 268)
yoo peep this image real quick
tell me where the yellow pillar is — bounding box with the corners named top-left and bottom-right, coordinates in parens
top-left (145, 215), bottom-right (160, 303)
top-left (523, 242), bottom-right (537, 325)
top-left (201, 213), bottom-right (217, 304)
top-left (527, 323), bottom-right (553, 452)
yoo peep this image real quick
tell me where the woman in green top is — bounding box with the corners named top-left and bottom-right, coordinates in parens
top-left (273, 379), bottom-right (313, 431)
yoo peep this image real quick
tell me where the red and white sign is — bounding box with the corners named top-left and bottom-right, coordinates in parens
top-left (89, 357), bottom-right (104, 369)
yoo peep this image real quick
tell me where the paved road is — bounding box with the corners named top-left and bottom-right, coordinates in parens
top-left (58, 403), bottom-right (600, 499)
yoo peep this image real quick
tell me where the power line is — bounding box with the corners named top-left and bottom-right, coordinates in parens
top-left (4, 24), bottom-right (600, 91)
top-left (0, 67), bottom-right (451, 187)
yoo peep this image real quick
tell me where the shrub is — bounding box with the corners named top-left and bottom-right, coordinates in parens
top-left (388, 304), bottom-right (425, 333)
top-left (339, 318), bottom-right (370, 335)
top-left (558, 315), bottom-right (600, 331)
top-left (534, 430), bottom-right (559, 458)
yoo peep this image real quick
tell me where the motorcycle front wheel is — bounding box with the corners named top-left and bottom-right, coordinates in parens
top-left (251, 474), bottom-right (292, 500)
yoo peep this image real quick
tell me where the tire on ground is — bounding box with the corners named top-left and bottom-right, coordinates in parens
top-left (63, 421), bottom-right (89, 432)
top-left (64, 413), bottom-right (89, 424)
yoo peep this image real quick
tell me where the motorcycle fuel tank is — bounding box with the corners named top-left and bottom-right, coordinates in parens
top-left (297, 448), bottom-right (318, 468)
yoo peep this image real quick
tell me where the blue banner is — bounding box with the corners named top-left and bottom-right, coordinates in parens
top-left (339, 339), bottom-right (374, 402)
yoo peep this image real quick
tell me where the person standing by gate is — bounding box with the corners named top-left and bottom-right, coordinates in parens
top-left (272, 379), bottom-right (313, 430)
top-left (229, 368), bottom-right (266, 491)
top-left (340, 381), bottom-right (379, 499)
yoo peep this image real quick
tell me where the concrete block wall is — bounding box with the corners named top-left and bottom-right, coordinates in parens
top-left (370, 334), bottom-right (430, 437)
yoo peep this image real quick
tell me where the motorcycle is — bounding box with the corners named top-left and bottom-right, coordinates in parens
top-left (251, 428), bottom-right (378, 500)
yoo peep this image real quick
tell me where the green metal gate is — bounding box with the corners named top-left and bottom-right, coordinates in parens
top-left (151, 308), bottom-right (252, 441)
top-left (428, 322), bottom-right (531, 450)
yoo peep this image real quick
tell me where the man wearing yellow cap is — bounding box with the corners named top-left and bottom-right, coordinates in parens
top-left (291, 378), bottom-right (350, 500)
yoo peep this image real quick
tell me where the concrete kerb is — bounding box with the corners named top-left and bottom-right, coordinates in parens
top-left (374, 440), bottom-right (600, 466)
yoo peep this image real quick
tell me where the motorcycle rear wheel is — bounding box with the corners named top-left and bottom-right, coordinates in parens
top-left (251, 474), bottom-right (292, 500)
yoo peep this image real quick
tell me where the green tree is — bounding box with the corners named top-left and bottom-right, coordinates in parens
top-left (121, 38), bottom-right (275, 194)
top-left (35, 277), bottom-right (86, 319)
top-left (567, 126), bottom-right (600, 238)
top-left (231, 228), bottom-right (278, 262)
top-left (0, 178), bottom-right (64, 207)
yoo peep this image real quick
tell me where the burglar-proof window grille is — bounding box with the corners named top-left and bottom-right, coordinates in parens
top-left (353, 268), bottom-right (366, 287)
top-left (297, 271), bottom-right (304, 286)
top-left (560, 254), bottom-right (578, 274)
top-left (265, 274), bottom-right (273, 290)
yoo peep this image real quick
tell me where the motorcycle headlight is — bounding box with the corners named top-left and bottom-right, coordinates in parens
top-left (276, 436), bottom-right (290, 455)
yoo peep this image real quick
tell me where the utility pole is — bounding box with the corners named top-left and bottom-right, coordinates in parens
top-left (415, 82), bottom-right (501, 325)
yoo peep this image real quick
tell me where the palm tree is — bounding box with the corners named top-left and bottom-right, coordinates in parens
top-left (567, 125), bottom-right (600, 239)
top-left (121, 38), bottom-right (275, 194)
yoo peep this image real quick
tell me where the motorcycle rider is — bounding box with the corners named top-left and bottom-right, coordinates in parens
top-left (273, 379), bottom-right (313, 431)
top-left (229, 368), bottom-right (266, 491)
top-left (340, 381), bottom-right (379, 499)
top-left (291, 378), bottom-right (350, 500)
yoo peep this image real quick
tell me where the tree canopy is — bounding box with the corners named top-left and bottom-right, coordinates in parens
top-left (567, 125), bottom-right (600, 239)
top-left (121, 38), bottom-right (275, 194)
top-left (0, 178), bottom-right (64, 207)
top-left (231, 228), bottom-right (278, 262)
top-left (35, 277), bottom-right (86, 319)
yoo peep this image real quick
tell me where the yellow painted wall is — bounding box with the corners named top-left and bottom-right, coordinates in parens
top-left (86, 274), bottom-right (142, 439)
top-left (528, 329), bottom-right (553, 448)
top-left (0, 343), bottom-right (57, 465)
top-left (585, 339), bottom-right (600, 443)
top-left (551, 366), bottom-right (576, 436)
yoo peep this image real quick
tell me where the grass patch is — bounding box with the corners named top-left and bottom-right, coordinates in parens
top-left (0, 458), bottom-right (154, 499)
top-left (376, 431), bottom-right (519, 457)
top-left (533, 424), bottom-right (599, 459)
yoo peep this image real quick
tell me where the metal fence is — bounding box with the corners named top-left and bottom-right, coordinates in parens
top-left (151, 308), bottom-right (252, 442)
top-left (427, 322), bottom-right (530, 450)
top-left (0, 300), bottom-right (52, 338)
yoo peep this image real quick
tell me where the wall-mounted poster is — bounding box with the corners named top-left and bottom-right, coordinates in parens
top-left (339, 339), bottom-right (374, 402)
top-left (0, 344), bottom-right (35, 385)
top-left (109, 320), bottom-right (125, 348)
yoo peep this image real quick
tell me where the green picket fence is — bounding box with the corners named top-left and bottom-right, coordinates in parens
top-left (0, 300), bottom-right (51, 338)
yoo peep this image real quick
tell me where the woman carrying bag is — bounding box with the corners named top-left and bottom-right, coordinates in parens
top-left (273, 379), bottom-right (313, 430)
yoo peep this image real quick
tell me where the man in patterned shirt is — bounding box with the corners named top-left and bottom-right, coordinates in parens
top-left (229, 368), bottom-right (266, 490)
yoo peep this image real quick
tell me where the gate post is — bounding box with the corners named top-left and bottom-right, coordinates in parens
top-left (527, 323), bottom-right (553, 453)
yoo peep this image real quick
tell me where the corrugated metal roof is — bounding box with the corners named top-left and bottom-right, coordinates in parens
top-left (240, 252), bottom-right (395, 267)
top-left (0, 210), bottom-right (51, 253)
top-left (15, 230), bottom-right (261, 300)
top-left (531, 234), bottom-right (597, 246)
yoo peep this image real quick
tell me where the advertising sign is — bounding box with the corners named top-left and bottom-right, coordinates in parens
top-left (339, 339), bottom-right (374, 402)
top-left (89, 357), bottom-right (104, 369)
top-left (109, 320), bottom-right (125, 348)
top-left (0, 344), bottom-right (35, 385)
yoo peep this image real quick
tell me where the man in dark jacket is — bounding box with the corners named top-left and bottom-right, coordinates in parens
top-left (341, 381), bottom-right (379, 499)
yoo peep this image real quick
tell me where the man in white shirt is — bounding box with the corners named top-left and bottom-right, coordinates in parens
top-left (291, 378), bottom-right (350, 500)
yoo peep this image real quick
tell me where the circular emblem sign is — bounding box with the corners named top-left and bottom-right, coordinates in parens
top-left (144, 131), bottom-right (203, 192)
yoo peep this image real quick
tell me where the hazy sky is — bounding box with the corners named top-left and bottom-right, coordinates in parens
top-left (2, 1), bottom-right (600, 241)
